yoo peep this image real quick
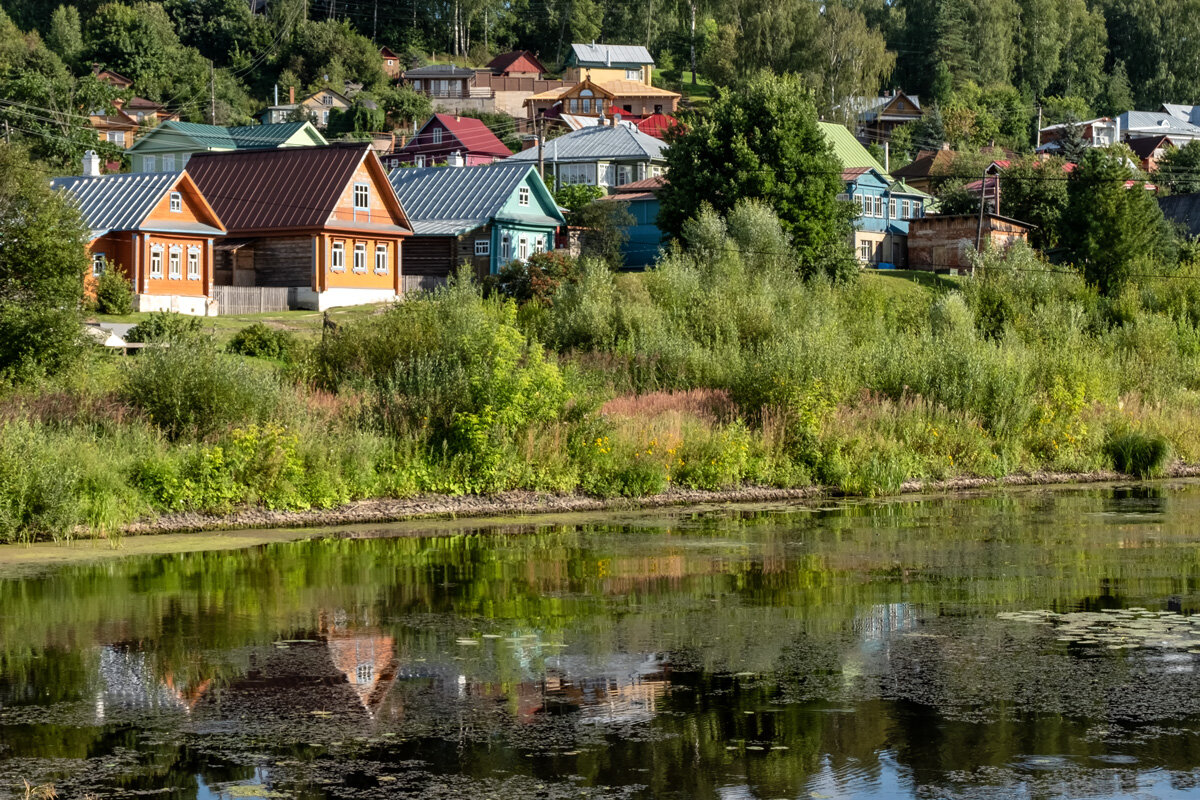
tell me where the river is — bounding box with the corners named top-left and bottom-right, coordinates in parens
top-left (3, 483), bottom-right (1200, 799)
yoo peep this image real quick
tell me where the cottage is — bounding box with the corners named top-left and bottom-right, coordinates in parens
top-left (487, 51), bottom-right (548, 78)
top-left (51, 150), bottom-right (226, 316)
top-left (563, 43), bottom-right (655, 85)
top-left (854, 91), bottom-right (922, 143)
top-left (1037, 117), bottom-right (1121, 152)
top-left (125, 120), bottom-right (327, 173)
top-left (186, 143), bottom-right (411, 310)
top-left (598, 176), bottom-right (665, 268)
top-left (907, 213), bottom-right (1035, 273)
top-left (258, 87), bottom-right (355, 128)
top-left (402, 64), bottom-right (478, 99)
top-left (380, 46), bottom-right (403, 80)
top-left (506, 124), bottom-right (667, 188)
top-left (1116, 111), bottom-right (1200, 143)
top-left (524, 74), bottom-right (680, 123)
top-left (90, 96), bottom-right (180, 155)
top-left (388, 162), bottom-right (563, 288)
top-left (382, 113), bottom-right (511, 169)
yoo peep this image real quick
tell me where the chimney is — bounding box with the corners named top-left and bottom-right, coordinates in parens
top-left (289, 86), bottom-right (295, 104)
top-left (82, 150), bottom-right (101, 177)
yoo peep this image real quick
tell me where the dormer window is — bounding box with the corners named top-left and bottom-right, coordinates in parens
top-left (322, 94), bottom-right (334, 106)
top-left (169, 191), bottom-right (181, 212)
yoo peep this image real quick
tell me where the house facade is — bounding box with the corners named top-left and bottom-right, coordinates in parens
top-left (125, 120), bottom-right (327, 172)
top-left (524, 74), bottom-right (681, 122)
top-left (402, 64), bottom-right (478, 99)
top-left (842, 168), bottom-right (928, 267)
top-left (563, 43), bottom-right (655, 85)
top-left (855, 91), bottom-right (922, 143)
top-left (506, 124), bottom-right (667, 189)
top-left (908, 213), bottom-right (1034, 273)
top-left (51, 151), bottom-right (227, 315)
top-left (258, 87), bottom-right (355, 128)
top-left (486, 51), bottom-right (547, 78)
top-left (388, 162), bottom-right (564, 287)
top-left (599, 176), bottom-right (665, 268)
top-left (187, 143), bottom-right (412, 310)
top-left (380, 46), bottom-right (402, 80)
top-left (382, 113), bottom-right (511, 169)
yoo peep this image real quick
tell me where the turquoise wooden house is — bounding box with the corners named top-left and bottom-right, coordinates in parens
top-left (388, 162), bottom-right (565, 290)
top-left (125, 120), bottom-right (327, 173)
top-left (601, 176), bottom-right (665, 268)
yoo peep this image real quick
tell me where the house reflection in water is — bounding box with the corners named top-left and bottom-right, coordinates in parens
top-left (319, 609), bottom-right (399, 717)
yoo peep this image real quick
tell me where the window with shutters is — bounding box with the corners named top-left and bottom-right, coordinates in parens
top-left (187, 246), bottom-right (200, 280)
top-left (168, 246), bottom-right (182, 279)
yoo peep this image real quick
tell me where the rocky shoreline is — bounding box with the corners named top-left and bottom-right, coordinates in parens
top-left (119, 464), bottom-right (1200, 536)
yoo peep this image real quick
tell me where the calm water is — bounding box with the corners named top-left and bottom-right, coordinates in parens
top-left (8, 485), bottom-right (1200, 798)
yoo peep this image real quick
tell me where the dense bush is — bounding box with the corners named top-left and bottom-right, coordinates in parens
top-left (125, 311), bottom-right (202, 343)
top-left (227, 323), bottom-right (296, 360)
top-left (95, 269), bottom-right (134, 315)
top-left (1105, 430), bottom-right (1170, 478)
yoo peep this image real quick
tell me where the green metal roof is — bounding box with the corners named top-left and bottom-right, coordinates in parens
top-left (892, 178), bottom-right (931, 198)
top-left (128, 120), bottom-right (327, 152)
top-left (818, 122), bottom-right (887, 173)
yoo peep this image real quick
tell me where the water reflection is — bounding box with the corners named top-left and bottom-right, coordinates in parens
top-left (6, 484), bottom-right (1200, 798)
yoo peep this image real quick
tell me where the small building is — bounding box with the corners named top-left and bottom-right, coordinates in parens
top-left (186, 143), bottom-right (412, 310)
top-left (1129, 135), bottom-right (1173, 172)
top-left (51, 151), bottom-right (227, 316)
top-left (388, 162), bottom-right (564, 287)
top-left (382, 113), bottom-right (511, 169)
top-left (125, 120), bottom-right (327, 172)
top-left (563, 43), bottom-right (655, 85)
top-left (380, 46), bottom-right (403, 80)
top-left (92, 65), bottom-right (133, 89)
top-left (599, 175), bottom-right (665, 268)
top-left (524, 75), bottom-right (681, 123)
top-left (1037, 116), bottom-right (1121, 152)
top-left (854, 91), bottom-right (922, 143)
top-left (907, 213), bottom-right (1035, 273)
top-left (90, 97), bottom-right (180, 154)
top-left (506, 124), bottom-right (667, 189)
top-left (258, 86), bottom-right (354, 128)
top-left (486, 50), bottom-right (548, 78)
top-left (402, 64), bottom-right (478, 99)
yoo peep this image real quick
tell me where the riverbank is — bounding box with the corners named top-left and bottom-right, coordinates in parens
top-left (119, 464), bottom-right (1200, 536)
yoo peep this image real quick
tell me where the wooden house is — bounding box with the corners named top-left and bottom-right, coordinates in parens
top-left (854, 91), bottom-right (923, 143)
top-left (258, 87), bottom-right (356, 128)
top-left (524, 74), bottom-right (680, 123)
top-left (563, 43), bottom-right (655, 85)
top-left (186, 143), bottom-right (412, 310)
top-left (125, 120), bottom-right (327, 172)
top-left (388, 162), bottom-right (563, 289)
top-left (382, 113), bottom-right (511, 169)
top-left (50, 150), bottom-right (226, 316)
top-left (598, 175), bottom-right (665, 268)
top-left (402, 64), bottom-right (478, 99)
top-left (506, 123), bottom-right (667, 188)
top-left (486, 51), bottom-right (548, 78)
top-left (380, 46), bottom-right (403, 80)
top-left (907, 213), bottom-right (1035, 273)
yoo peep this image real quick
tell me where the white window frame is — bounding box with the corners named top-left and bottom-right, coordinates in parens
top-left (331, 240), bottom-right (345, 271)
top-left (353, 182), bottom-right (370, 211)
top-left (322, 94), bottom-right (334, 106)
top-left (415, 155), bottom-right (425, 168)
top-left (625, 68), bottom-right (642, 81)
top-left (858, 239), bottom-right (872, 262)
top-left (501, 233), bottom-right (511, 262)
top-left (168, 245), bottom-right (182, 279)
top-left (518, 186), bottom-right (530, 206)
top-left (853, 194), bottom-right (864, 215)
top-left (322, 109), bottom-right (330, 126)
top-left (474, 239), bottom-right (490, 256)
top-left (518, 235), bottom-right (529, 260)
top-left (143, 155), bottom-right (156, 172)
top-left (187, 246), bottom-right (200, 280)
top-left (873, 196), bottom-right (883, 218)
top-left (374, 243), bottom-right (388, 274)
top-left (150, 245), bottom-right (163, 278)
top-left (432, 127), bottom-right (443, 145)
top-left (92, 252), bottom-right (106, 276)
top-left (353, 242), bottom-right (367, 273)
top-left (169, 191), bottom-right (182, 213)
top-left (162, 153), bottom-right (175, 172)
top-left (106, 131), bottom-right (124, 143)
top-left (889, 198), bottom-right (897, 219)
top-left (900, 199), bottom-right (910, 220)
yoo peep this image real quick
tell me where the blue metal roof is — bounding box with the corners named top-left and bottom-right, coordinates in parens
top-left (507, 125), bottom-right (667, 164)
top-left (50, 171), bottom-right (222, 238)
top-left (568, 43), bottom-right (654, 67)
top-left (388, 163), bottom-right (563, 235)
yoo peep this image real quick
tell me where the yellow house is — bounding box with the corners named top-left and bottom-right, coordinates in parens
top-left (563, 43), bottom-right (655, 85)
top-left (259, 87), bottom-right (355, 128)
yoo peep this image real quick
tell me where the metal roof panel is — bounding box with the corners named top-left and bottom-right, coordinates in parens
top-left (506, 125), bottom-right (667, 163)
top-left (50, 171), bottom-right (181, 235)
top-left (389, 163), bottom-right (562, 229)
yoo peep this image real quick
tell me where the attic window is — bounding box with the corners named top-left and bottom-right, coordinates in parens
top-left (625, 68), bottom-right (642, 81)
top-left (169, 191), bottom-right (182, 213)
top-left (353, 183), bottom-right (370, 210)
top-left (518, 186), bottom-right (530, 206)
top-left (432, 127), bottom-right (443, 145)
top-left (322, 94), bottom-right (334, 106)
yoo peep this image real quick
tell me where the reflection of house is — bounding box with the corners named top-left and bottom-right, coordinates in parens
top-left (908, 213), bottom-right (1034, 273)
top-left (506, 124), bottom-right (667, 189)
top-left (388, 162), bottom-right (563, 285)
top-left (854, 90), bottom-right (922, 143)
top-left (125, 120), bottom-right (327, 172)
top-left (599, 176), bottom-right (665, 268)
top-left (321, 612), bottom-right (399, 716)
top-left (51, 151), bottom-right (226, 315)
top-left (382, 113), bottom-right (511, 169)
top-left (187, 143), bottom-right (411, 310)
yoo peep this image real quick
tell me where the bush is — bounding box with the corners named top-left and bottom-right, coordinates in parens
top-left (228, 323), bottom-right (296, 360)
top-left (1105, 429), bottom-right (1170, 477)
top-left (126, 311), bottom-right (202, 343)
top-left (123, 341), bottom-right (282, 440)
top-left (95, 269), bottom-right (134, 315)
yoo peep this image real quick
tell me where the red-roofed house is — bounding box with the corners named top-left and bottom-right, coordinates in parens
top-left (382, 113), bottom-right (512, 169)
top-left (380, 46), bottom-right (402, 80)
top-left (486, 50), bottom-right (548, 78)
top-left (630, 113), bottom-right (678, 139)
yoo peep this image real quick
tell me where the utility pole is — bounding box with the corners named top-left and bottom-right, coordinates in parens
top-left (1035, 103), bottom-right (1043, 150)
top-left (373, 0), bottom-right (377, 40)
top-left (537, 115), bottom-right (545, 180)
top-left (974, 167), bottom-right (987, 264)
top-left (3, 121), bottom-right (9, 145)
top-left (210, 60), bottom-right (216, 125)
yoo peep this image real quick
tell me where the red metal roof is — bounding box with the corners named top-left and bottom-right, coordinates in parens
top-left (612, 176), bottom-right (666, 193)
top-left (487, 50), bottom-right (547, 75)
top-left (634, 113), bottom-right (678, 139)
top-left (399, 113), bottom-right (512, 159)
top-left (185, 143), bottom-right (410, 233)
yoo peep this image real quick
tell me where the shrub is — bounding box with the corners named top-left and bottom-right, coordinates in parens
top-left (126, 311), bottom-right (202, 343)
top-left (228, 323), bottom-right (296, 360)
top-left (0, 421), bottom-right (78, 541)
top-left (123, 341), bottom-right (282, 440)
top-left (1105, 429), bottom-right (1170, 477)
top-left (95, 269), bottom-right (134, 315)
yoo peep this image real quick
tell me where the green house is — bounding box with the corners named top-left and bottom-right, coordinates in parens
top-left (125, 120), bottom-right (328, 173)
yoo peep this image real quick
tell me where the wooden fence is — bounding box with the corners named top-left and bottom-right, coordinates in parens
top-left (213, 286), bottom-right (294, 314)
top-left (402, 275), bottom-right (447, 295)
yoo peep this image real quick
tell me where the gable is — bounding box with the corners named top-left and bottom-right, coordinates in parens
top-left (882, 93), bottom-right (920, 115)
top-left (144, 173), bottom-right (224, 232)
top-left (847, 170), bottom-right (890, 191)
top-left (498, 170), bottom-right (566, 223)
top-left (329, 152), bottom-right (411, 231)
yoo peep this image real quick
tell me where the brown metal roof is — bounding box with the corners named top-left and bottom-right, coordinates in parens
top-left (185, 143), bottom-right (409, 234)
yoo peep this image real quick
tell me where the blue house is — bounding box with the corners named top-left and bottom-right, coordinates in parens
top-left (841, 166), bottom-right (929, 267)
top-left (599, 176), bottom-right (665, 268)
top-left (388, 162), bottom-right (565, 290)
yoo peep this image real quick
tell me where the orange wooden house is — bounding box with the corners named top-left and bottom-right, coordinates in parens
top-left (186, 142), bottom-right (412, 310)
top-left (51, 151), bottom-right (226, 315)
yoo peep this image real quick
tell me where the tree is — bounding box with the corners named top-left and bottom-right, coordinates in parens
top-left (45, 5), bottom-right (82, 69)
top-left (0, 145), bottom-right (88, 382)
top-left (1156, 141), bottom-right (1200, 196)
top-left (997, 157), bottom-right (1069, 249)
top-left (1055, 118), bottom-right (1088, 163)
top-left (83, 2), bottom-right (182, 94)
top-left (573, 199), bottom-right (633, 269)
top-left (809, 3), bottom-right (895, 124)
top-left (658, 72), bottom-right (856, 275)
top-left (1062, 148), bottom-right (1176, 295)
top-left (554, 184), bottom-right (604, 213)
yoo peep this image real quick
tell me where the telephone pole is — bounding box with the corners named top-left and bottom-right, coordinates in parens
top-left (537, 115), bottom-right (545, 180)
top-left (209, 60), bottom-right (216, 124)
top-left (1035, 104), bottom-right (1043, 149)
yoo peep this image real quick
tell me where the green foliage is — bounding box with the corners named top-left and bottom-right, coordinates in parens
top-left (227, 323), bottom-right (295, 360)
top-left (573, 199), bottom-right (633, 269)
top-left (94, 268), bottom-right (134, 315)
top-left (125, 311), bottom-right (201, 343)
top-left (554, 184), bottom-right (604, 214)
top-left (659, 72), bottom-right (856, 278)
top-left (997, 157), bottom-right (1070, 249)
top-left (1105, 430), bottom-right (1170, 477)
top-left (487, 251), bottom-right (579, 306)
top-left (326, 101), bottom-right (385, 137)
top-left (0, 144), bottom-right (88, 383)
top-left (123, 340), bottom-right (282, 439)
top-left (1156, 141), bottom-right (1200, 196)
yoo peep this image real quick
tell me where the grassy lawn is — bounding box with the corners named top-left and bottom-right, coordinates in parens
top-left (863, 268), bottom-right (962, 293)
top-left (88, 303), bottom-right (392, 345)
